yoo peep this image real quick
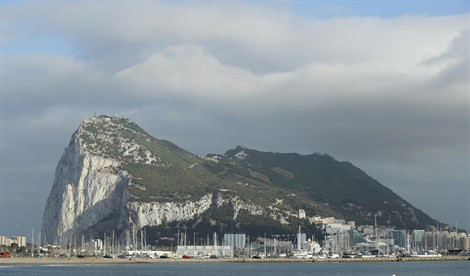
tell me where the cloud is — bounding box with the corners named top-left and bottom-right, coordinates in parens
top-left (4, 3), bottom-right (466, 71)
top-left (1, 2), bottom-right (468, 233)
top-left (115, 45), bottom-right (262, 101)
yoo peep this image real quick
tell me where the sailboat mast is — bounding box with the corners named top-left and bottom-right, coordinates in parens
top-left (374, 215), bottom-right (378, 250)
top-left (31, 229), bottom-right (34, 257)
top-left (264, 233), bottom-right (267, 257)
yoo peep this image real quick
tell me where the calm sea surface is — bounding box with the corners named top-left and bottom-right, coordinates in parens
top-left (0, 261), bottom-right (469, 276)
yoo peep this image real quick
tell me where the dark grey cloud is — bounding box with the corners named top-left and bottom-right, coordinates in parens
top-left (0, 3), bottom-right (468, 236)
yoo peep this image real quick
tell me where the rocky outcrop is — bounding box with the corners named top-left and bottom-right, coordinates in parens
top-left (41, 116), bottom-right (267, 244)
top-left (214, 194), bottom-right (263, 220)
top-left (126, 194), bottom-right (213, 229)
top-left (41, 122), bottom-right (128, 243)
top-left (42, 115), bottom-right (440, 245)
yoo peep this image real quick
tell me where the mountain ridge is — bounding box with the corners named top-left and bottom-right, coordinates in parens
top-left (41, 115), bottom-right (440, 245)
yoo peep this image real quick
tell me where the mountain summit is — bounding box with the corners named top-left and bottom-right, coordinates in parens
top-left (41, 115), bottom-right (438, 244)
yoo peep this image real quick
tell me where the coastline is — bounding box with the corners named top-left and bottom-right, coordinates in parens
top-left (1, 256), bottom-right (468, 266)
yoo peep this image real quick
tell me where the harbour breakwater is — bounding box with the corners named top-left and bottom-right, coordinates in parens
top-left (0, 256), bottom-right (468, 266)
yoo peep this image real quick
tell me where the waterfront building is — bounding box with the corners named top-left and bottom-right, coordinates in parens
top-left (91, 239), bottom-right (103, 251)
top-left (352, 230), bottom-right (366, 244)
top-left (435, 231), bottom-right (449, 250)
top-left (12, 236), bottom-right (27, 247)
top-left (299, 233), bottom-right (307, 249)
top-left (412, 230), bottom-right (425, 251)
top-left (324, 230), bottom-right (352, 253)
top-left (0, 236), bottom-right (11, 246)
top-left (223, 234), bottom-right (246, 251)
top-left (255, 237), bottom-right (293, 256)
top-left (391, 230), bottom-right (407, 248)
top-left (176, 245), bottom-right (233, 257)
top-left (301, 239), bottom-right (321, 253)
top-left (0, 235), bottom-right (27, 247)
top-left (177, 232), bottom-right (233, 257)
top-left (463, 236), bottom-right (470, 250)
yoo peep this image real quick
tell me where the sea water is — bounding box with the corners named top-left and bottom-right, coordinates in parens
top-left (0, 261), bottom-right (468, 275)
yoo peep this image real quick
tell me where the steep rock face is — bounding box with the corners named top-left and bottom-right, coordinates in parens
top-left (41, 120), bottom-right (128, 243)
top-left (41, 116), bottom-right (266, 244)
top-left (214, 194), bottom-right (263, 220)
top-left (127, 194), bottom-right (213, 228)
top-left (42, 115), bottom-right (440, 245)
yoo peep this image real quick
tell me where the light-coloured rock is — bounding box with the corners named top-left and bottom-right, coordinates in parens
top-left (41, 116), bottom-right (268, 245)
top-left (127, 194), bottom-right (213, 228)
top-left (215, 194), bottom-right (263, 220)
top-left (41, 123), bottom-right (128, 243)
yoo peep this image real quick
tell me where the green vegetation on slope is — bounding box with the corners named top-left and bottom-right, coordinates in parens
top-left (79, 117), bottom-right (438, 230)
top-left (221, 146), bottom-right (438, 228)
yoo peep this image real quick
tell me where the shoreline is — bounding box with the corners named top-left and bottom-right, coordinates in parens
top-left (1, 256), bottom-right (468, 266)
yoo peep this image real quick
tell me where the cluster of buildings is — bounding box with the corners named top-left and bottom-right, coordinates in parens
top-left (310, 214), bottom-right (470, 256)
top-left (0, 235), bottom-right (27, 248)
top-left (3, 210), bottom-right (469, 258)
top-left (175, 211), bottom-right (470, 258)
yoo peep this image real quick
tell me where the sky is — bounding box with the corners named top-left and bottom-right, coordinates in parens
top-left (0, 1), bottom-right (468, 237)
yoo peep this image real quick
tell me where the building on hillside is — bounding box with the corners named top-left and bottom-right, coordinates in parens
top-left (320, 217), bottom-right (336, 224)
top-left (298, 209), bottom-right (306, 219)
top-left (347, 221), bottom-right (356, 229)
top-left (358, 225), bottom-right (375, 235)
top-left (325, 223), bottom-right (352, 235)
top-left (311, 216), bottom-right (323, 223)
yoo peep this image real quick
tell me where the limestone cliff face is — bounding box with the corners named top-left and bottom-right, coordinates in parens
top-left (126, 193), bottom-right (265, 229)
top-left (41, 116), bottom-right (265, 244)
top-left (126, 194), bottom-right (213, 229)
top-left (42, 115), bottom-right (440, 245)
top-left (41, 119), bottom-right (128, 244)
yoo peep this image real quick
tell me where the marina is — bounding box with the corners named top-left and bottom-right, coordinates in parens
top-left (2, 219), bottom-right (469, 263)
top-left (1, 259), bottom-right (470, 276)
top-left (0, 255), bottom-right (469, 266)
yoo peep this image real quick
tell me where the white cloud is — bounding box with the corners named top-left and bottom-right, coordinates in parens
top-left (115, 45), bottom-right (262, 100)
top-left (4, 3), bottom-right (466, 71)
top-left (1, 2), bottom-right (469, 231)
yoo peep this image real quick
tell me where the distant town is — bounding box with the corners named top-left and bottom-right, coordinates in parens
top-left (1, 210), bottom-right (469, 260)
